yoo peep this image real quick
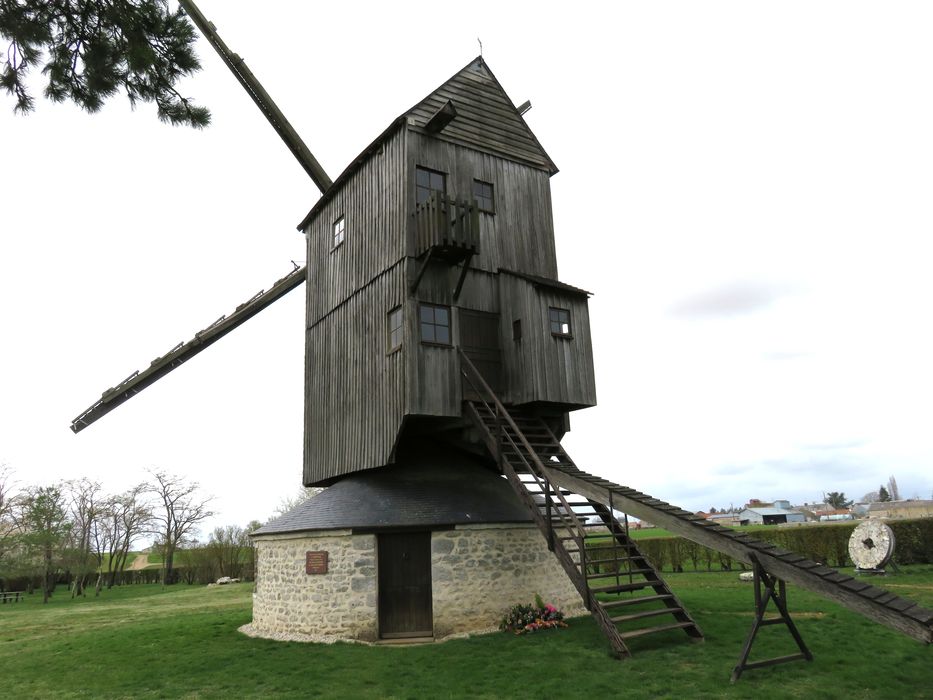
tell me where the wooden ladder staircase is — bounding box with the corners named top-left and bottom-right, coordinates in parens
top-left (460, 354), bottom-right (702, 657)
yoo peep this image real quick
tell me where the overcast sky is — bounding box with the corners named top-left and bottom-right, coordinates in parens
top-left (2, 1), bottom-right (931, 536)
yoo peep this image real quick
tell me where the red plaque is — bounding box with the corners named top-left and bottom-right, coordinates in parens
top-left (306, 551), bottom-right (329, 575)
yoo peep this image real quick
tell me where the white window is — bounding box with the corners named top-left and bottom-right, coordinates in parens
top-left (419, 303), bottom-right (451, 345)
top-left (387, 307), bottom-right (403, 351)
top-left (548, 307), bottom-right (571, 337)
top-left (333, 215), bottom-right (346, 248)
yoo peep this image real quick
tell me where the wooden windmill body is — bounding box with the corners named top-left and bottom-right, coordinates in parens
top-left (73, 1), bottom-right (933, 662)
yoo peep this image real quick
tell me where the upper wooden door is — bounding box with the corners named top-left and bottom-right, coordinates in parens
top-left (460, 309), bottom-right (503, 400)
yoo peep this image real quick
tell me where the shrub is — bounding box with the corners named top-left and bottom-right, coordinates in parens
top-left (585, 518), bottom-right (933, 572)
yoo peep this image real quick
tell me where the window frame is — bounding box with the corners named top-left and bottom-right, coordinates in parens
top-left (387, 306), bottom-right (403, 354)
top-left (332, 215), bottom-right (346, 249)
top-left (415, 166), bottom-right (447, 206)
top-left (512, 319), bottom-right (522, 342)
top-left (418, 302), bottom-right (452, 347)
top-left (472, 179), bottom-right (495, 214)
top-left (548, 307), bottom-right (572, 338)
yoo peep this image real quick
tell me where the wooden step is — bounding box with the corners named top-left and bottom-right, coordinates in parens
top-left (617, 621), bottom-right (697, 641)
top-left (587, 568), bottom-right (654, 580)
top-left (609, 607), bottom-right (683, 624)
top-left (590, 580), bottom-right (659, 594)
top-left (600, 594), bottom-right (675, 609)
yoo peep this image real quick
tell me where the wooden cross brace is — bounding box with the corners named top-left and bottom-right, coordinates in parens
top-left (731, 555), bottom-right (813, 682)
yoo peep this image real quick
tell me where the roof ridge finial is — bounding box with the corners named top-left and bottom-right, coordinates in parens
top-left (477, 37), bottom-right (483, 57)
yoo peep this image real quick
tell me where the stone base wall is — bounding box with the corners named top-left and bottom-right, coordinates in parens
top-left (251, 530), bottom-right (379, 641)
top-left (431, 523), bottom-right (586, 637)
top-left (249, 524), bottom-right (585, 641)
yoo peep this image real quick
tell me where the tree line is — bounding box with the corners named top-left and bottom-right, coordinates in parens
top-left (0, 464), bottom-right (258, 601)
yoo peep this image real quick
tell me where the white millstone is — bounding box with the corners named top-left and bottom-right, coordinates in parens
top-left (248, 524), bottom-right (586, 642)
top-left (848, 520), bottom-right (895, 570)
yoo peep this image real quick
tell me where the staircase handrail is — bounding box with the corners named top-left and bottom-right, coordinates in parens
top-left (458, 349), bottom-right (588, 538)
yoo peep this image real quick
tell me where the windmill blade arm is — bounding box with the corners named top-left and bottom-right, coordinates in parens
top-left (70, 265), bottom-right (306, 434)
top-left (178, 0), bottom-right (333, 194)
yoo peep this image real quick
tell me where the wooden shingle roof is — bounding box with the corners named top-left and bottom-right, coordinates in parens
top-left (406, 56), bottom-right (558, 174)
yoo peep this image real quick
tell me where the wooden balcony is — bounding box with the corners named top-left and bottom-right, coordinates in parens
top-left (413, 193), bottom-right (480, 263)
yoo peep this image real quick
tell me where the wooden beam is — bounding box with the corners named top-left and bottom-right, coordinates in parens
top-left (543, 464), bottom-right (933, 644)
top-left (70, 265), bottom-right (306, 433)
top-left (408, 248), bottom-right (434, 295)
top-left (424, 100), bottom-right (458, 134)
top-left (452, 252), bottom-right (474, 301)
top-left (178, 0), bottom-right (332, 193)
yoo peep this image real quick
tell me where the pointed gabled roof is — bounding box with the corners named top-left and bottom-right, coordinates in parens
top-left (298, 56), bottom-right (557, 230)
top-left (406, 56), bottom-right (558, 174)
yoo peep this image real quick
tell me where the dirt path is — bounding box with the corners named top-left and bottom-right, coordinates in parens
top-left (129, 553), bottom-right (150, 570)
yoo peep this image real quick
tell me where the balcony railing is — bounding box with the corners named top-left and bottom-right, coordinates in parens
top-left (413, 193), bottom-right (480, 262)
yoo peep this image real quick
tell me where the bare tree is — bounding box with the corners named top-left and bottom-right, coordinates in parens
top-left (101, 484), bottom-right (152, 590)
top-left (887, 475), bottom-right (901, 501)
top-left (64, 478), bottom-right (103, 597)
top-left (271, 486), bottom-right (323, 521)
top-left (205, 525), bottom-right (248, 579)
top-left (147, 470), bottom-right (213, 585)
top-left (0, 464), bottom-right (16, 575)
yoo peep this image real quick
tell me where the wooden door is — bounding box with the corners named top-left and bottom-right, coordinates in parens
top-left (460, 309), bottom-right (503, 400)
top-left (378, 532), bottom-right (433, 638)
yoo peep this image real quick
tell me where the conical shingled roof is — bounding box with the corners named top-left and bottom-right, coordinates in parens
top-left (406, 56), bottom-right (558, 174)
top-left (253, 449), bottom-right (533, 535)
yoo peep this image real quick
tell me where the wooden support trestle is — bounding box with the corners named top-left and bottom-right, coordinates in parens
top-left (731, 555), bottom-right (813, 682)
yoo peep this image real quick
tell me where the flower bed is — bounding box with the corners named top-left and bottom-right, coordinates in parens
top-left (499, 594), bottom-right (568, 635)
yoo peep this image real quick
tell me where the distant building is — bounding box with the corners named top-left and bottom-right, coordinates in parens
top-left (708, 512), bottom-right (741, 526)
top-left (739, 507), bottom-right (806, 526)
top-left (819, 512), bottom-right (854, 522)
top-left (867, 500), bottom-right (933, 520)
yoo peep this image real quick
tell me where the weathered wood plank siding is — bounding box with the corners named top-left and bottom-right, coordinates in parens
top-left (406, 267), bottom-right (500, 418)
top-left (499, 274), bottom-right (596, 408)
top-left (408, 133), bottom-right (557, 278)
top-left (304, 263), bottom-right (407, 485)
top-left (305, 128), bottom-right (407, 327)
top-left (302, 128), bottom-right (408, 485)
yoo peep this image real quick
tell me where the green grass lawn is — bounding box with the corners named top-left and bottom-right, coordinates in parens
top-left (1, 568), bottom-right (931, 699)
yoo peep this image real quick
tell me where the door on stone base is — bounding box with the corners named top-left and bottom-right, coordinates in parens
top-left (378, 531), bottom-right (433, 638)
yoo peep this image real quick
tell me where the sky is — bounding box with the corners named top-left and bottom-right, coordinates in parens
top-left (1, 1), bottom-right (932, 537)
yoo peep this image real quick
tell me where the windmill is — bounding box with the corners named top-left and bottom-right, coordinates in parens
top-left (70, 0), bottom-right (932, 669)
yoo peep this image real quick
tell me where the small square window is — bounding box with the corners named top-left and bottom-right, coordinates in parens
top-left (387, 307), bottom-right (403, 351)
top-left (512, 319), bottom-right (522, 341)
top-left (333, 216), bottom-right (346, 248)
top-left (416, 166), bottom-right (446, 205)
top-left (419, 303), bottom-right (451, 345)
top-left (549, 307), bottom-right (572, 337)
top-left (473, 180), bottom-right (495, 213)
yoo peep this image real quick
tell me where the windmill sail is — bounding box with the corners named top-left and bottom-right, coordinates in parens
top-left (72, 2), bottom-right (335, 433)
top-left (178, 0), bottom-right (332, 194)
top-left (70, 265), bottom-right (305, 433)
